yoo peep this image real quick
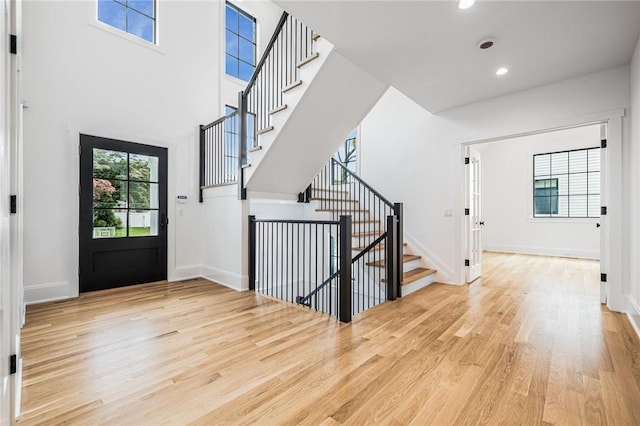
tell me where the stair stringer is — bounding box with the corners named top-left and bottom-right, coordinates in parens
top-left (245, 49), bottom-right (387, 195)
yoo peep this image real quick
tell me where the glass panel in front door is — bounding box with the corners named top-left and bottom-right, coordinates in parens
top-left (92, 148), bottom-right (160, 239)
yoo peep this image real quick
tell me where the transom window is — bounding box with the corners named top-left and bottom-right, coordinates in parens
top-left (225, 2), bottom-right (256, 81)
top-left (98, 0), bottom-right (156, 43)
top-left (533, 147), bottom-right (600, 218)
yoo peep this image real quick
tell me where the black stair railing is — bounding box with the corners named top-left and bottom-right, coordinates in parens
top-left (296, 157), bottom-right (404, 315)
top-left (199, 111), bottom-right (239, 202)
top-left (248, 215), bottom-right (353, 323)
top-left (199, 11), bottom-right (317, 201)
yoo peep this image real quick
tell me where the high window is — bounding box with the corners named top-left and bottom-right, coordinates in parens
top-left (533, 147), bottom-right (600, 218)
top-left (98, 0), bottom-right (156, 43)
top-left (225, 2), bottom-right (256, 81)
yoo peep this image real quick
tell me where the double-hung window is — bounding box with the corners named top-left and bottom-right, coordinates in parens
top-left (98, 0), bottom-right (156, 43)
top-left (533, 147), bottom-right (600, 218)
top-left (225, 2), bottom-right (256, 81)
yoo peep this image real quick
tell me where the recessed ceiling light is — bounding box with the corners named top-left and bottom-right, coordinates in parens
top-left (459, 0), bottom-right (476, 10)
top-left (496, 67), bottom-right (509, 76)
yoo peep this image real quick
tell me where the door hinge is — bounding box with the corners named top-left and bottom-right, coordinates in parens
top-left (10, 195), bottom-right (16, 214)
top-left (464, 157), bottom-right (470, 165)
top-left (601, 139), bottom-right (607, 149)
top-left (464, 208), bottom-right (469, 216)
top-left (9, 354), bottom-right (16, 375)
top-left (464, 259), bottom-right (470, 267)
top-left (78, 145), bottom-right (81, 156)
top-left (601, 206), bottom-right (607, 216)
top-left (9, 34), bottom-right (16, 55)
top-left (601, 273), bottom-right (607, 282)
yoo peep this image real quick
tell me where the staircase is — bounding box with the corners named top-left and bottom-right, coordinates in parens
top-left (299, 158), bottom-right (437, 304)
top-left (199, 11), bottom-right (432, 322)
top-left (307, 180), bottom-right (437, 298)
top-left (238, 14), bottom-right (386, 195)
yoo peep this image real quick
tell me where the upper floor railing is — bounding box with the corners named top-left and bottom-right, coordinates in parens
top-left (199, 111), bottom-right (239, 201)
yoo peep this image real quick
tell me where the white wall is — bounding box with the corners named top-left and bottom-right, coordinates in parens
top-left (477, 125), bottom-right (601, 259)
top-left (21, 0), bottom-right (282, 303)
top-left (360, 65), bottom-right (629, 312)
top-left (628, 36), bottom-right (640, 332)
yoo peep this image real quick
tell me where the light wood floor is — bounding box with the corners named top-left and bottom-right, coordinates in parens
top-left (18, 252), bottom-right (640, 425)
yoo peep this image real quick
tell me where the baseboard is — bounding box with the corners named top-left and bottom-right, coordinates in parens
top-left (403, 231), bottom-right (455, 283)
top-left (201, 265), bottom-right (248, 291)
top-left (24, 281), bottom-right (74, 305)
top-left (627, 295), bottom-right (640, 340)
top-left (169, 265), bottom-right (202, 282)
top-left (483, 244), bottom-right (599, 260)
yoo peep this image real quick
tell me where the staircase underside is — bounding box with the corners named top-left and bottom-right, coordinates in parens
top-left (245, 50), bottom-right (387, 195)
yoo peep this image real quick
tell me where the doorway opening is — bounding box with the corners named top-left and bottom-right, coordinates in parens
top-left (463, 123), bottom-right (605, 301)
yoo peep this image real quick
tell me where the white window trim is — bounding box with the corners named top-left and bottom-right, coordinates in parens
top-left (221, 1), bottom-right (259, 87)
top-left (528, 147), bottom-right (601, 221)
top-left (87, 0), bottom-right (164, 55)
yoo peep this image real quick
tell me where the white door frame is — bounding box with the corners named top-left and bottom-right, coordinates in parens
top-left (458, 108), bottom-right (624, 313)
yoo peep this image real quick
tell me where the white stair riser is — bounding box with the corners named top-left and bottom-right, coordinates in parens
top-left (401, 273), bottom-right (437, 297)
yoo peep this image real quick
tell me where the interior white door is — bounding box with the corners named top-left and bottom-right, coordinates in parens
top-left (599, 123), bottom-right (608, 304)
top-left (466, 147), bottom-right (482, 282)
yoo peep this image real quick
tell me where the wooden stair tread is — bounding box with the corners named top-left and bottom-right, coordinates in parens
top-left (269, 104), bottom-right (288, 115)
top-left (283, 80), bottom-right (303, 93)
top-left (367, 254), bottom-right (421, 267)
top-left (297, 52), bottom-right (319, 68)
top-left (402, 268), bottom-right (436, 285)
top-left (312, 33), bottom-right (321, 41)
top-left (257, 126), bottom-right (274, 135)
top-left (247, 145), bottom-right (262, 153)
top-left (352, 230), bottom-right (383, 238)
top-left (352, 242), bottom-right (407, 252)
top-left (312, 188), bottom-right (349, 194)
top-left (310, 198), bottom-right (358, 203)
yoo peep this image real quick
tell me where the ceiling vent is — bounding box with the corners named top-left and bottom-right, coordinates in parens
top-left (478, 38), bottom-right (495, 50)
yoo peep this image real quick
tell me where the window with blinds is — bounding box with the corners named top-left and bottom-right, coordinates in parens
top-left (533, 147), bottom-right (600, 218)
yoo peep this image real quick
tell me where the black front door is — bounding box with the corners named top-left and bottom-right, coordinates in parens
top-left (79, 134), bottom-right (168, 292)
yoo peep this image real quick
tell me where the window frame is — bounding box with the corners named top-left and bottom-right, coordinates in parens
top-left (224, 1), bottom-right (257, 82)
top-left (95, 0), bottom-right (158, 46)
top-left (532, 146), bottom-right (601, 219)
top-left (91, 0), bottom-right (161, 51)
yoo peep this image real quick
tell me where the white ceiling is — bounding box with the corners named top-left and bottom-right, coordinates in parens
top-left (274, 1), bottom-right (640, 113)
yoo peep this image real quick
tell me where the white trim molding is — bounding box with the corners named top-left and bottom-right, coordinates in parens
top-left (628, 295), bottom-right (640, 340)
top-left (201, 265), bottom-right (248, 292)
top-left (24, 281), bottom-right (74, 305)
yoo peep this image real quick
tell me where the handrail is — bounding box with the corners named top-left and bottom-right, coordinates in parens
top-left (331, 158), bottom-right (394, 208)
top-left (253, 218), bottom-right (338, 225)
top-left (202, 110), bottom-right (238, 131)
top-left (351, 232), bottom-right (387, 264)
top-left (296, 270), bottom-right (339, 306)
top-left (245, 11), bottom-right (289, 94)
top-left (297, 231), bottom-right (388, 307)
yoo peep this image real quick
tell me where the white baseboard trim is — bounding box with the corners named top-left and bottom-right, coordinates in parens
top-left (24, 281), bottom-right (74, 305)
top-left (169, 265), bottom-right (202, 282)
top-left (404, 232), bottom-right (455, 284)
top-left (201, 265), bottom-right (248, 291)
top-left (627, 295), bottom-right (640, 340)
top-left (483, 244), bottom-right (599, 260)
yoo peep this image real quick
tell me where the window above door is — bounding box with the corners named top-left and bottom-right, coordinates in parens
top-left (97, 0), bottom-right (156, 43)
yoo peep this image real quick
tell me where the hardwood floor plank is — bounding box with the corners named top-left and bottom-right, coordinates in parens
top-left (16, 253), bottom-right (640, 425)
